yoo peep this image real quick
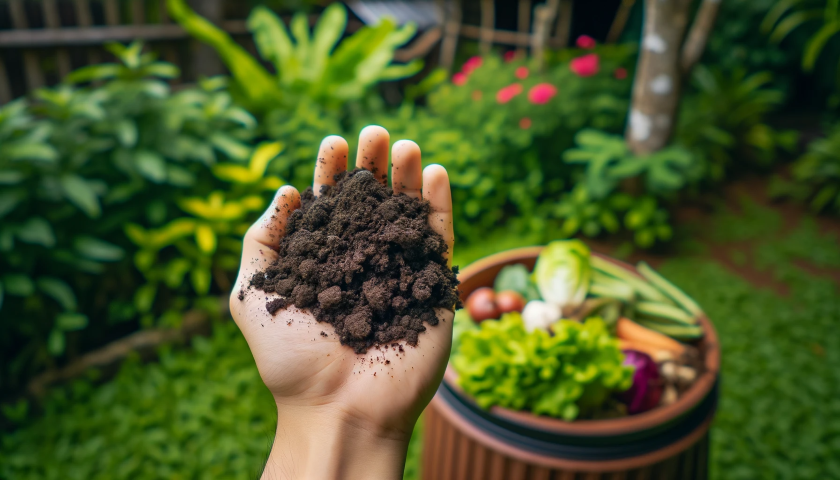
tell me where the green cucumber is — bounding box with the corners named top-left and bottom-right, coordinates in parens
top-left (635, 301), bottom-right (698, 325)
top-left (591, 256), bottom-right (673, 304)
top-left (636, 261), bottom-right (704, 318)
top-left (637, 318), bottom-right (704, 341)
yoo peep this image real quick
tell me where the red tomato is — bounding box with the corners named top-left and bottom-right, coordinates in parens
top-left (496, 290), bottom-right (526, 314)
top-left (465, 287), bottom-right (500, 322)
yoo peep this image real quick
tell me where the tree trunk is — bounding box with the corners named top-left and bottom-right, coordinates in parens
top-left (625, 0), bottom-right (693, 155)
top-left (681, 0), bottom-right (722, 74)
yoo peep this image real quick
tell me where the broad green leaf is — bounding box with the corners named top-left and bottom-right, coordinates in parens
top-left (115, 119), bottom-right (138, 148)
top-left (3, 274), bottom-right (34, 296)
top-left (134, 283), bottom-right (156, 313)
top-left (164, 258), bottom-right (192, 288)
top-left (760, 0), bottom-right (808, 33)
top-left (191, 267), bottom-right (211, 295)
top-left (135, 151), bottom-right (167, 183)
top-left (211, 134), bottom-right (251, 161)
top-left (47, 328), bottom-right (66, 356)
top-left (124, 223), bottom-right (147, 245)
top-left (212, 164), bottom-right (254, 183)
top-left (142, 62), bottom-right (180, 78)
top-left (769, 9), bottom-right (823, 43)
top-left (56, 312), bottom-right (88, 331)
top-left (0, 170), bottom-right (24, 184)
top-left (248, 6), bottom-right (297, 79)
top-left (195, 224), bottom-right (217, 254)
top-left (166, 165), bottom-right (195, 187)
top-left (64, 63), bottom-right (121, 83)
top-left (168, 0), bottom-right (281, 109)
top-left (803, 21), bottom-right (840, 71)
top-left (0, 283), bottom-right (4, 311)
top-left (249, 141), bottom-right (283, 177)
top-left (60, 174), bottom-right (101, 218)
top-left (74, 236), bottom-right (125, 261)
top-left (2, 142), bottom-right (59, 162)
top-left (380, 60), bottom-right (424, 81)
top-left (16, 217), bottom-right (55, 247)
top-left (37, 277), bottom-right (77, 310)
top-left (309, 3), bottom-right (347, 81)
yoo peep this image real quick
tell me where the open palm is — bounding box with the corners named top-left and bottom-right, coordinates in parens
top-left (229, 126), bottom-right (455, 444)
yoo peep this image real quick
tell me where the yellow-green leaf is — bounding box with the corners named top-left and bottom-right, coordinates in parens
top-left (195, 224), bottom-right (217, 254)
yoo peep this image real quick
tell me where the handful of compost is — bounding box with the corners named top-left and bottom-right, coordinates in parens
top-left (249, 169), bottom-right (461, 353)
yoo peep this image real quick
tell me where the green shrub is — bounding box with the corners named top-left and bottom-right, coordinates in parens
top-left (778, 124), bottom-right (840, 213)
top-left (0, 44), bottom-right (264, 396)
top-left (168, 0), bottom-right (421, 113)
top-left (677, 66), bottom-right (797, 181)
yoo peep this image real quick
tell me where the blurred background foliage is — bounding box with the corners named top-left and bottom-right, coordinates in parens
top-left (1, 0), bottom-right (840, 478)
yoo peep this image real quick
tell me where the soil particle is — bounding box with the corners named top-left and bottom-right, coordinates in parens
top-left (252, 169), bottom-right (460, 353)
top-left (266, 298), bottom-right (287, 315)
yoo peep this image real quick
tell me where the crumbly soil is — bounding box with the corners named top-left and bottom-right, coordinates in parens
top-left (247, 169), bottom-right (461, 353)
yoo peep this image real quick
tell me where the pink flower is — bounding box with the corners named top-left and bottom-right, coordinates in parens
top-left (576, 35), bottom-right (596, 49)
top-left (519, 117), bottom-right (532, 129)
top-left (515, 66), bottom-right (529, 79)
top-left (504, 50), bottom-right (517, 62)
top-left (527, 83), bottom-right (557, 105)
top-left (472, 90), bottom-right (483, 101)
top-left (614, 67), bottom-right (628, 80)
top-left (453, 72), bottom-right (467, 86)
top-left (462, 56), bottom-right (483, 74)
top-left (496, 83), bottom-right (523, 104)
top-left (570, 53), bottom-right (600, 77)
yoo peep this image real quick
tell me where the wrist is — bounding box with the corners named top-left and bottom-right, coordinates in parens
top-left (262, 402), bottom-right (410, 480)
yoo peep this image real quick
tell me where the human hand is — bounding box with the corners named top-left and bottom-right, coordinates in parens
top-left (229, 126), bottom-right (454, 479)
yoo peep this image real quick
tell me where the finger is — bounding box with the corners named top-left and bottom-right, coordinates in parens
top-left (422, 165), bottom-right (454, 266)
top-left (355, 125), bottom-right (390, 185)
top-left (313, 135), bottom-right (348, 195)
top-left (391, 140), bottom-right (422, 199)
top-left (241, 185), bottom-right (301, 271)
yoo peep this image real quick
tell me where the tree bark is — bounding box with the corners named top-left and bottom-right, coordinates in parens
top-left (625, 0), bottom-right (693, 155)
top-left (681, 0), bottom-right (722, 73)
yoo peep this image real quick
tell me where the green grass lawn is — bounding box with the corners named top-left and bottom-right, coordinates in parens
top-left (2, 200), bottom-right (840, 479)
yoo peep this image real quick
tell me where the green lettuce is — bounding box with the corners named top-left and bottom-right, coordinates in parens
top-left (532, 239), bottom-right (592, 312)
top-left (452, 313), bottom-right (632, 421)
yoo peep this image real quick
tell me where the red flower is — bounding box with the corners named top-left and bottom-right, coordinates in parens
top-left (504, 50), bottom-right (517, 62)
top-left (496, 83), bottom-right (523, 104)
top-left (576, 35), bottom-right (596, 49)
top-left (519, 117), bottom-right (532, 129)
top-left (614, 67), bottom-right (628, 80)
top-left (570, 54), bottom-right (599, 77)
top-left (462, 56), bottom-right (483, 74)
top-left (515, 66), bottom-right (529, 79)
top-left (453, 72), bottom-right (467, 86)
top-left (472, 90), bottom-right (483, 101)
top-left (527, 83), bottom-right (557, 105)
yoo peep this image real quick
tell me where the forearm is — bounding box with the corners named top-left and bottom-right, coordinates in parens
top-left (262, 403), bottom-right (409, 480)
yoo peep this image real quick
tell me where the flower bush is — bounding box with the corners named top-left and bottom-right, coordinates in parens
top-left (365, 47), bottom-right (635, 244)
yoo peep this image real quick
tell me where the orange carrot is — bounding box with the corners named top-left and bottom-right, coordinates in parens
top-left (618, 339), bottom-right (678, 361)
top-left (616, 317), bottom-right (686, 356)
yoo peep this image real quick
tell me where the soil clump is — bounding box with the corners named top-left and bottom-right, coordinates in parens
top-left (248, 169), bottom-right (460, 353)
